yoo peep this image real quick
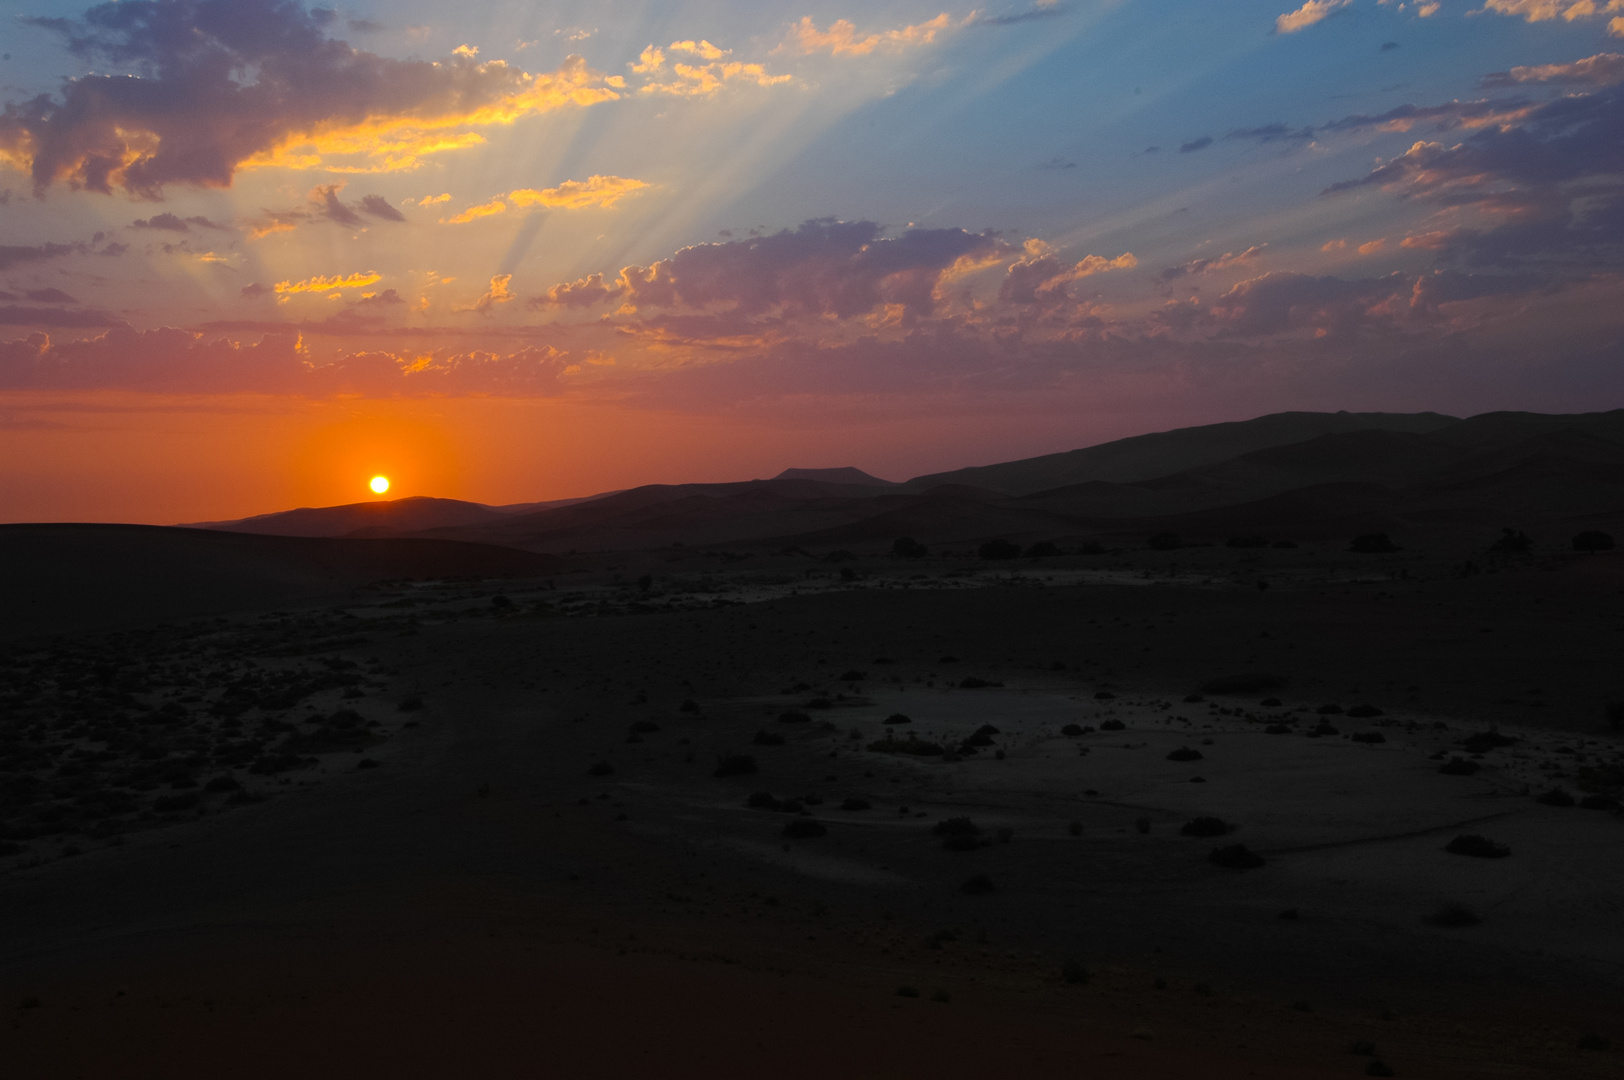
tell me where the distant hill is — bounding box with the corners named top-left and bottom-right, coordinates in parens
top-left (903, 411), bottom-right (1461, 495)
top-left (189, 409), bottom-right (1624, 554)
top-left (772, 467), bottom-right (895, 486)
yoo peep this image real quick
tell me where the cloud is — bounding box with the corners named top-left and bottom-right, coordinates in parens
top-left (1000, 243), bottom-right (1137, 304)
top-left (1179, 136), bottom-right (1214, 153)
top-left (443, 199), bottom-right (508, 225)
top-left (0, 242), bottom-right (87, 270)
top-left (1482, 53), bottom-right (1624, 87)
top-left (969, 3), bottom-right (1069, 27)
top-left (23, 288), bottom-right (77, 304)
top-left (534, 218), bottom-right (1011, 321)
top-left (0, 306), bottom-right (124, 328)
top-left (637, 60), bottom-right (791, 97)
top-left (1478, 0), bottom-right (1624, 25)
top-left (359, 194), bottom-right (406, 221)
top-left (1158, 245), bottom-right (1268, 282)
top-left (778, 14), bottom-right (960, 56)
top-left (241, 282), bottom-right (271, 299)
top-left (508, 175), bottom-right (649, 209)
top-left (455, 274), bottom-right (514, 314)
top-left (1276, 0), bottom-right (1354, 33)
top-left (2, 0), bottom-right (620, 196)
top-left (131, 212), bottom-right (229, 232)
top-left (312, 183), bottom-right (364, 227)
top-left (274, 271), bottom-right (382, 297)
top-left (1227, 123), bottom-right (1315, 143)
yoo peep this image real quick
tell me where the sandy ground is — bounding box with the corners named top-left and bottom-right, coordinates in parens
top-left (2, 546), bottom-right (1621, 1077)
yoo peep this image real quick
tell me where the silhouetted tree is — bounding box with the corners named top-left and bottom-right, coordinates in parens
top-left (1489, 528), bottom-right (1532, 554)
top-left (1349, 533), bottom-right (1399, 553)
top-left (1147, 532), bottom-right (1182, 550)
top-left (978, 539), bottom-right (1020, 560)
top-left (1573, 530), bottom-right (1616, 552)
top-left (891, 536), bottom-right (928, 558)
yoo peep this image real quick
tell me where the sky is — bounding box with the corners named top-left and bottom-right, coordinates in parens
top-left (2, 0), bottom-right (1622, 522)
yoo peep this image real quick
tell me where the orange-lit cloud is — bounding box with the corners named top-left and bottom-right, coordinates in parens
top-left (778, 14), bottom-right (960, 56)
top-left (1482, 52), bottom-right (1624, 86)
top-left (1480, 0), bottom-right (1624, 24)
top-left (443, 176), bottom-right (649, 223)
top-left (1357, 238), bottom-right (1388, 255)
top-left (3, 4), bottom-right (620, 195)
top-left (455, 274), bottom-right (515, 314)
top-left (1000, 244), bottom-right (1138, 305)
top-left (274, 272), bottom-right (383, 297)
top-left (444, 200), bottom-right (509, 225)
top-left (1275, 0), bottom-right (1353, 34)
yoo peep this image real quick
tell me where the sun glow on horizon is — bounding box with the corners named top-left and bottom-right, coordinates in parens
top-left (370, 475), bottom-right (390, 494)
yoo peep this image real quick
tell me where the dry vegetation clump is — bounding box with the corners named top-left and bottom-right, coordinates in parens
top-left (1061, 959), bottom-right (1091, 984)
top-left (1349, 532), bottom-right (1400, 553)
top-left (1100, 719), bottom-right (1125, 731)
top-left (933, 817), bottom-right (983, 851)
top-left (1445, 834), bottom-right (1510, 858)
top-left (629, 720), bottom-right (660, 734)
top-left (867, 734), bottom-right (945, 756)
top-left (1181, 816), bottom-right (1232, 837)
top-left (1462, 731), bottom-right (1517, 753)
top-left (1207, 844), bottom-right (1266, 869)
top-left (958, 676), bottom-right (1002, 689)
top-left (959, 873), bottom-right (996, 895)
top-left (781, 818), bottom-right (826, 839)
top-left (978, 539), bottom-right (1020, 560)
top-left (777, 710), bottom-right (811, 724)
top-left (1061, 723), bottom-right (1085, 736)
top-left (1438, 758), bottom-right (1480, 775)
top-left (1350, 732), bottom-right (1386, 744)
top-left (839, 797), bottom-right (870, 811)
top-left (751, 730), bottom-right (785, 746)
top-left (1424, 902), bottom-right (1481, 928)
top-left (1166, 746), bottom-right (1203, 761)
top-left (1536, 788), bottom-right (1575, 806)
top-left (882, 713), bottom-right (912, 725)
top-left (1346, 704), bottom-right (1384, 718)
top-left (713, 754), bottom-right (758, 778)
top-left (588, 761), bottom-right (614, 777)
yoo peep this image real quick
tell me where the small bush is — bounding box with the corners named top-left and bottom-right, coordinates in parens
top-left (1181, 816), bottom-right (1231, 837)
top-left (1573, 530), bottom-right (1616, 553)
top-left (978, 539), bottom-right (1021, 560)
top-left (1061, 723), bottom-right (1084, 736)
top-left (1147, 532), bottom-right (1182, 551)
top-left (960, 873), bottom-right (996, 895)
top-left (1350, 1040), bottom-right (1377, 1056)
top-left (629, 720), bottom-right (661, 734)
top-left (1316, 703), bottom-right (1344, 715)
top-left (778, 710), bottom-right (811, 724)
top-left (782, 819), bottom-right (826, 839)
top-left (1166, 747), bottom-right (1203, 762)
top-left (959, 676), bottom-right (1001, 689)
top-left (1365, 1060), bottom-right (1396, 1077)
top-left (1580, 795), bottom-right (1620, 811)
top-left (840, 797), bottom-right (871, 811)
top-left (679, 698), bottom-right (700, 713)
top-left (1347, 704), bottom-right (1384, 718)
top-left (1537, 788), bottom-right (1575, 806)
top-left (1208, 844), bottom-right (1265, 869)
top-left (752, 730), bottom-right (785, 746)
top-left (1068, 820), bottom-right (1082, 836)
top-left (1350, 533), bottom-right (1399, 553)
top-left (1061, 959), bottom-right (1091, 985)
top-left (896, 985), bottom-right (920, 998)
top-left (1489, 528), bottom-right (1532, 555)
top-left (1260, 697), bottom-right (1282, 707)
top-left (1025, 541), bottom-right (1061, 558)
top-left (868, 735), bottom-right (945, 756)
top-left (1439, 758), bottom-right (1480, 776)
top-left (1445, 834), bottom-right (1509, 858)
top-left (883, 713), bottom-right (912, 725)
top-left (713, 754), bottom-right (758, 778)
top-left (1351, 732), bottom-right (1386, 744)
top-left (1226, 535), bottom-right (1268, 548)
top-left (839, 669), bottom-right (867, 682)
top-left (1200, 673), bottom-right (1284, 695)
top-left (892, 536), bottom-right (928, 558)
top-left (747, 791), bottom-right (780, 810)
top-left (153, 792), bottom-right (200, 812)
top-left (1424, 902), bottom-right (1480, 928)
top-left (397, 694), bottom-right (424, 713)
top-left (588, 761), bottom-right (614, 777)
top-left (1100, 719), bottom-right (1125, 731)
top-left (1265, 724), bottom-right (1292, 735)
top-left (935, 817), bottom-right (982, 847)
top-left (1461, 731), bottom-right (1516, 753)
top-left (203, 775), bottom-right (241, 793)
top-left (1578, 1032), bottom-right (1611, 1051)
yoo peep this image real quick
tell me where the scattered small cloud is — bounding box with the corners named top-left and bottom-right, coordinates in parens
top-left (1482, 52), bottom-right (1624, 87)
top-left (777, 13), bottom-right (961, 56)
top-left (359, 194), bottom-right (406, 221)
top-left (1382, 40), bottom-right (1402, 50)
top-left (1276, 0), bottom-right (1354, 34)
top-left (1228, 123), bottom-right (1315, 143)
top-left (456, 273), bottom-right (515, 314)
top-left (444, 176), bottom-right (648, 222)
top-left (131, 213), bottom-right (230, 232)
top-left (23, 287), bottom-right (77, 304)
top-left (241, 282), bottom-right (271, 299)
top-left (274, 271), bottom-right (383, 298)
top-left (1037, 156), bottom-right (1077, 170)
top-left (969, 2), bottom-right (1069, 28)
top-left (1179, 136), bottom-right (1213, 153)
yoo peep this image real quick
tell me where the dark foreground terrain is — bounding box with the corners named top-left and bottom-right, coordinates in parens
top-left (2, 526), bottom-right (1621, 1078)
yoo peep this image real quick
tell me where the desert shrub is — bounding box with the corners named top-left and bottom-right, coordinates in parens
top-left (782, 819), bottom-right (826, 839)
top-left (1312, 721), bottom-right (1340, 736)
top-left (1166, 747), bottom-right (1203, 762)
top-left (1272, 539), bottom-right (1298, 548)
top-left (959, 676), bottom-right (1001, 689)
top-left (1606, 702), bottom-right (1624, 732)
top-left (1025, 541), bottom-right (1061, 558)
top-left (629, 720), bottom-right (661, 734)
top-left (1349, 533), bottom-right (1399, 553)
top-left (752, 730), bottom-right (785, 747)
top-left (356, 759), bottom-right (378, 770)
top-left (892, 537), bottom-right (928, 558)
top-left (1316, 704), bottom-right (1344, 715)
top-left (1351, 732), bottom-right (1386, 744)
top-left (1181, 816), bottom-right (1231, 837)
top-left (1489, 528), bottom-right (1533, 554)
top-left (978, 539), bottom-right (1021, 560)
top-left (248, 752), bottom-right (308, 775)
top-left (868, 735), bottom-right (945, 756)
top-left (934, 817), bottom-right (982, 850)
top-left (960, 873), bottom-right (995, 895)
top-left (839, 669), bottom-right (866, 682)
top-left (1183, 694), bottom-right (1205, 703)
top-left (1439, 758), bottom-right (1480, 776)
top-left (679, 698), bottom-right (700, 713)
top-left (1061, 959), bottom-right (1091, 984)
top-left (778, 711), bottom-right (812, 724)
top-left (1208, 844), bottom-right (1265, 869)
top-left (1445, 834), bottom-right (1509, 858)
top-left (1200, 673), bottom-right (1283, 694)
top-left (1265, 724), bottom-right (1292, 735)
top-left (1347, 705), bottom-right (1384, 718)
top-left (1537, 788), bottom-right (1575, 806)
top-left (1573, 530), bottom-right (1616, 553)
top-left (897, 986), bottom-right (920, 998)
top-left (397, 694), bottom-right (423, 712)
top-left (1061, 723), bottom-right (1084, 736)
top-left (153, 792), bottom-right (199, 812)
top-left (1226, 536), bottom-right (1269, 548)
top-left (1579, 795), bottom-right (1620, 811)
top-left (1578, 1033), bottom-right (1612, 1051)
top-left (1146, 532), bottom-right (1182, 551)
top-left (883, 713), bottom-right (912, 726)
top-left (1366, 1060), bottom-right (1396, 1077)
top-left (1094, 690), bottom-right (1116, 701)
top-left (1349, 1040), bottom-right (1377, 1056)
top-left (1462, 731), bottom-right (1516, 753)
top-left (747, 792), bottom-right (780, 810)
top-left (823, 550), bottom-right (855, 562)
top-left (1078, 541), bottom-right (1107, 555)
top-left (489, 594), bottom-right (514, 610)
top-left (806, 697), bottom-right (833, 710)
top-left (840, 797), bottom-right (871, 811)
top-left (965, 724), bottom-right (1000, 746)
top-left (588, 761), bottom-right (615, 777)
top-left (1424, 902), bottom-right (1481, 927)
top-left (713, 754), bottom-right (757, 778)
top-left (203, 775), bottom-right (241, 793)
top-left (1100, 719), bottom-right (1125, 732)
top-left (1260, 697), bottom-right (1282, 707)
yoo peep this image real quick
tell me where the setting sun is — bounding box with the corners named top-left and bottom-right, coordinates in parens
top-left (369, 476), bottom-right (390, 495)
